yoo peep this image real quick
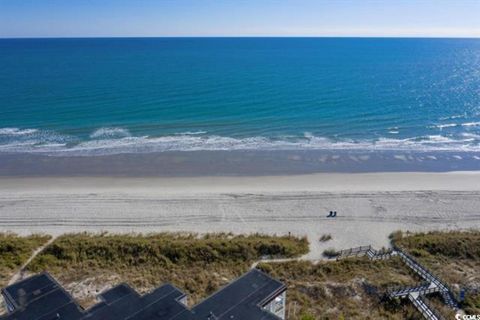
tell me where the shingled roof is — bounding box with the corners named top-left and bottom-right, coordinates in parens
top-left (1, 269), bottom-right (286, 320)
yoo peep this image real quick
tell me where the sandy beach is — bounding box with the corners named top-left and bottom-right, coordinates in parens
top-left (1, 171), bottom-right (479, 259)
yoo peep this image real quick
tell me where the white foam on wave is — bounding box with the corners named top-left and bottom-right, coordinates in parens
top-left (176, 131), bottom-right (207, 135)
top-left (0, 128), bottom-right (39, 136)
top-left (0, 127), bottom-right (74, 153)
top-left (40, 133), bottom-right (480, 155)
top-left (1, 127), bottom-right (480, 155)
top-left (440, 114), bottom-right (465, 121)
top-left (432, 123), bottom-right (458, 129)
top-left (462, 122), bottom-right (480, 127)
top-left (462, 133), bottom-right (480, 139)
top-left (429, 121), bottom-right (480, 129)
top-left (90, 127), bottom-right (131, 139)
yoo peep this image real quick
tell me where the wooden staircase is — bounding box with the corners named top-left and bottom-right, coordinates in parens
top-left (336, 244), bottom-right (460, 320)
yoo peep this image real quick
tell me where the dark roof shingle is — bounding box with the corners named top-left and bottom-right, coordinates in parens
top-left (1, 269), bottom-right (285, 320)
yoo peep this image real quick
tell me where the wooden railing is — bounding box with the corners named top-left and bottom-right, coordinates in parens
top-left (387, 283), bottom-right (439, 298)
top-left (336, 246), bottom-right (394, 261)
top-left (336, 245), bottom-right (372, 259)
top-left (393, 246), bottom-right (459, 309)
top-left (335, 243), bottom-right (459, 314)
top-left (409, 294), bottom-right (445, 320)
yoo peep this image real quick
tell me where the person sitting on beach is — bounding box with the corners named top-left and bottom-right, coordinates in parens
top-left (327, 211), bottom-right (337, 218)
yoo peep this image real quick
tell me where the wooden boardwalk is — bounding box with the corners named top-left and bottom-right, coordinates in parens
top-left (337, 244), bottom-right (459, 320)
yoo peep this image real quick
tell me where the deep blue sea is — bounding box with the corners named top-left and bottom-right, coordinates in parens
top-left (1, 38), bottom-right (480, 156)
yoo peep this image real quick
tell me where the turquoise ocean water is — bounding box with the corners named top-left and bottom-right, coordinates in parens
top-left (1, 38), bottom-right (480, 156)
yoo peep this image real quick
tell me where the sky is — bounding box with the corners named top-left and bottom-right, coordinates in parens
top-left (1, 0), bottom-right (479, 38)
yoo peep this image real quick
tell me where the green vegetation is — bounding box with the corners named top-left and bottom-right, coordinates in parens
top-left (319, 234), bottom-right (332, 242)
top-left (258, 230), bottom-right (480, 319)
top-left (463, 294), bottom-right (480, 316)
top-left (27, 232), bottom-right (308, 306)
top-left (393, 230), bottom-right (480, 314)
top-left (257, 257), bottom-right (417, 319)
top-left (0, 233), bottom-right (51, 287)
top-left (393, 230), bottom-right (480, 261)
top-left (322, 248), bottom-right (339, 258)
top-left (2, 230), bottom-right (478, 318)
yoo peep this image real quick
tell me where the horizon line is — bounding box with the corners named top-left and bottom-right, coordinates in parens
top-left (1, 35), bottom-right (480, 40)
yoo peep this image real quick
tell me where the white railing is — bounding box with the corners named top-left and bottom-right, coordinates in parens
top-left (337, 244), bottom-right (460, 312)
top-left (337, 246), bottom-right (394, 261)
top-left (394, 247), bottom-right (459, 309)
top-left (409, 294), bottom-right (444, 320)
top-left (388, 283), bottom-right (439, 298)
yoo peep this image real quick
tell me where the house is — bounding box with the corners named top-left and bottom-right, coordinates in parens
top-left (0, 269), bottom-right (286, 320)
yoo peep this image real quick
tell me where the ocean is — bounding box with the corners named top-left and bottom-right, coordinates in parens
top-left (1, 38), bottom-right (480, 173)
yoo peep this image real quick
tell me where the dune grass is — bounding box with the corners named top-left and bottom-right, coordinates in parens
top-left (257, 230), bottom-right (480, 319)
top-left (257, 257), bottom-right (418, 320)
top-left (0, 233), bottom-right (51, 287)
top-left (4, 230), bottom-right (479, 317)
top-left (26, 232), bottom-right (309, 306)
top-left (392, 230), bottom-right (480, 314)
top-left (319, 234), bottom-right (332, 242)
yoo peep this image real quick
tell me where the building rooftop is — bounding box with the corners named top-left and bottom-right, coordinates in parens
top-left (189, 269), bottom-right (285, 320)
top-left (1, 272), bottom-right (84, 320)
top-left (1, 269), bottom-right (286, 320)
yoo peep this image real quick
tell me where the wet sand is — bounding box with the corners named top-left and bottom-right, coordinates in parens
top-left (0, 150), bottom-right (480, 177)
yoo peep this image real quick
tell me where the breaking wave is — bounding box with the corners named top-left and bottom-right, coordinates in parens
top-left (90, 127), bottom-right (131, 139)
top-left (1, 127), bottom-right (480, 156)
top-left (462, 122), bottom-right (480, 127)
top-left (430, 122), bottom-right (480, 129)
top-left (0, 128), bottom-right (39, 136)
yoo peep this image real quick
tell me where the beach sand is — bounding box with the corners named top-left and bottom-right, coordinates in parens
top-left (1, 172), bottom-right (479, 259)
